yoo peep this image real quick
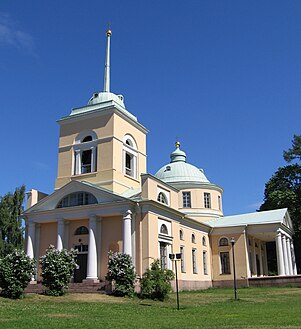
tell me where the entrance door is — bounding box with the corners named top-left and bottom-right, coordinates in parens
top-left (74, 253), bottom-right (88, 283)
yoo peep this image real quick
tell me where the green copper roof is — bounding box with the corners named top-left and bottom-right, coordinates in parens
top-left (208, 208), bottom-right (288, 228)
top-left (155, 143), bottom-right (210, 185)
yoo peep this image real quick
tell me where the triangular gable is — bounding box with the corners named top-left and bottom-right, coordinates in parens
top-left (24, 180), bottom-right (129, 213)
top-left (283, 210), bottom-right (294, 231)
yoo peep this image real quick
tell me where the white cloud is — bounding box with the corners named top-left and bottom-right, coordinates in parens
top-left (0, 12), bottom-right (36, 56)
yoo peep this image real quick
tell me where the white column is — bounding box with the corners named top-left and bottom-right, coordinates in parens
top-left (91, 147), bottom-right (97, 172)
top-left (96, 218), bottom-right (102, 276)
top-left (131, 211), bottom-right (136, 269)
top-left (56, 219), bottom-right (64, 251)
top-left (285, 237), bottom-right (293, 275)
top-left (123, 210), bottom-right (132, 256)
top-left (291, 240), bottom-right (298, 275)
top-left (276, 231), bottom-right (285, 276)
top-left (86, 215), bottom-right (99, 281)
top-left (252, 239), bottom-right (257, 276)
top-left (75, 150), bottom-right (81, 175)
top-left (26, 221), bottom-right (35, 259)
top-left (259, 242), bottom-right (263, 276)
top-left (282, 234), bottom-right (289, 275)
top-left (263, 243), bottom-right (269, 276)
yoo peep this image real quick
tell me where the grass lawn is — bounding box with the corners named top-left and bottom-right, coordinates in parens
top-left (0, 287), bottom-right (301, 328)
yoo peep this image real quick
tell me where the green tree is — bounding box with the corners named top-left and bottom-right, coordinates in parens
top-left (0, 185), bottom-right (25, 257)
top-left (260, 135), bottom-right (301, 272)
top-left (140, 259), bottom-right (174, 301)
top-left (40, 245), bottom-right (78, 296)
top-left (0, 250), bottom-right (35, 299)
top-left (106, 251), bottom-right (136, 297)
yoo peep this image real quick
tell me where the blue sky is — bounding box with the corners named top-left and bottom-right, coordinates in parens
top-left (1, 0), bottom-right (300, 216)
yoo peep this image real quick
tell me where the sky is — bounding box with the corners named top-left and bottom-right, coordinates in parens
top-left (0, 0), bottom-right (300, 216)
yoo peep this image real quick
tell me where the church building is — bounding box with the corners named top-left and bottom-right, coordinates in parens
top-left (23, 30), bottom-right (298, 289)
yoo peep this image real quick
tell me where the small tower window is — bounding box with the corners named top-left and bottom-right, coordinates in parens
top-left (123, 135), bottom-right (138, 179)
top-left (157, 192), bottom-right (168, 204)
top-left (219, 237), bottom-right (229, 247)
top-left (74, 131), bottom-right (98, 175)
top-left (182, 192), bottom-right (191, 208)
top-left (179, 229), bottom-right (184, 240)
top-left (160, 224), bottom-right (168, 235)
top-left (204, 192), bottom-right (211, 209)
top-left (202, 236), bottom-right (207, 246)
top-left (191, 233), bottom-right (196, 244)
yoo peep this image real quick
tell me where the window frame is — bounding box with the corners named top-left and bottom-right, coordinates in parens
top-left (123, 135), bottom-right (138, 179)
top-left (204, 192), bottom-right (211, 209)
top-left (220, 251), bottom-right (231, 275)
top-left (182, 191), bottom-right (191, 208)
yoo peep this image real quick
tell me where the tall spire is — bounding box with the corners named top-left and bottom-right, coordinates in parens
top-left (103, 29), bottom-right (112, 92)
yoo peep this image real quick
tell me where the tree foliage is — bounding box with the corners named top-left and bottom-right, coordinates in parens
top-left (0, 185), bottom-right (25, 257)
top-left (283, 134), bottom-right (301, 163)
top-left (0, 250), bottom-right (35, 299)
top-left (40, 245), bottom-right (77, 296)
top-left (106, 251), bottom-right (136, 297)
top-left (260, 135), bottom-right (301, 272)
top-left (140, 259), bottom-right (174, 301)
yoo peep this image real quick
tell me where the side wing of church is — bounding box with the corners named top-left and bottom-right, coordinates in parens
top-left (23, 30), bottom-right (297, 289)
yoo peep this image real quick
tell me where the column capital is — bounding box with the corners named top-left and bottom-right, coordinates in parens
top-left (123, 209), bottom-right (132, 220)
top-left (89, 214), bottom-right (97, 221)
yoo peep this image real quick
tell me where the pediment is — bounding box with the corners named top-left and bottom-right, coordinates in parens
top-left (283, 210), bottom-right (294, 231)
top-left (24, 181), bottom-right (128, 213)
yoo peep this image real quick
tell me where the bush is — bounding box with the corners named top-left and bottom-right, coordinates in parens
top-left (106, 251), bottom-right (136, 297)
top-left (0, 249), bottom-right (35, 299)
top-left (40, 245), bottom-right (77, 296)
top-left (140, 259), bottom-right (174, 301)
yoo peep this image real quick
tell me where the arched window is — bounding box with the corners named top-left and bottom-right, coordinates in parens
top-left (123, 135), bottom-right (138, 179)
top-left (219, 237), bottom-right (229, 247)
top-left (179, 229), bottom-right (184, 240)
top-left (74, 131), bottom-right (98, 175)
top-left (191, 234), bottom-right (196, 244)
top-left (57, 192), bottom-right (97, 208)
top-left (75, 226), bottom-right (89, 235)
top-left (157, 192), bottom-right (168, 204)
top-left (160, 224), bottom-right (168, 235)
top-left (202, 236), bottom-right (207, 246)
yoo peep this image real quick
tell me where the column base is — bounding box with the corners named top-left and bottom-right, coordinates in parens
top-left (83, 278), bottom-right (100, 284)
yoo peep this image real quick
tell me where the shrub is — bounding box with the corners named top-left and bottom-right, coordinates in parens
top-left (0, 249), bottom-right (35, 299)
top-left (140, 259), bottom-right (174, 301)
top-left (40, 245), bottom-right (77, 296)
top-left (106, 251), bottom-right (136, 297)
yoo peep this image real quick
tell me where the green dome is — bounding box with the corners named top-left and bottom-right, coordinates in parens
top-left (155, 143), bottom-right (210, 185)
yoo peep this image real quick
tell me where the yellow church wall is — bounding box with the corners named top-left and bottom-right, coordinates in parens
top-left (99, 216), bottom-right (123, 280)
top-left (58, 113), bottom-right (114, 147)
top-left (140, 213), bottom-right (158, 274)
top-left (141, 175), bottom-right (179, 209)
top-left (211, 232), bottom-right (248, 282)
top-left (39, 223), bottom-right (57, 258)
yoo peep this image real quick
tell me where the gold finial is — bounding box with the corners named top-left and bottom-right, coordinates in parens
top-left (175, 140), bottom-right (180, 149)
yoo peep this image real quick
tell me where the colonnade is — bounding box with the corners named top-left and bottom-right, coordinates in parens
top-left (275, 230), bottom-right (297, 276)
top-left (25, 209), bottom-right (134, 281)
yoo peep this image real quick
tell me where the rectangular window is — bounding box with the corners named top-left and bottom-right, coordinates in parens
top-left (160, 242), bottom-right (167, 269)
top-left (192, 249), bottom-right (197, 274)
top-left (218, 195), bottom-right (221, 211)
top-left (182, 192), bottom-right (191, 208)
top-left (220, 252), bottom-right (230, 274)
top-left (204, 192), bottom-right (211, 208)
top-left (180, 246), bottom-right (185, 273)
top-left (203, 251), bottom-right (208, 275)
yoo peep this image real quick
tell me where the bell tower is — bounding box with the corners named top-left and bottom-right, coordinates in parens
top-left (55, 30), bottom-right (148, 194)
